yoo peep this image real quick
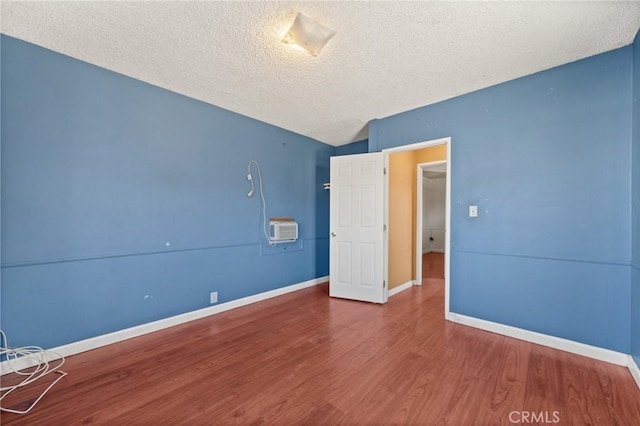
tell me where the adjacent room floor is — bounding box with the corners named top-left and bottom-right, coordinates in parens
top-left (422, 251), bottom-right (445, 282)
top-left (2, 254), bottom-right (639, 424)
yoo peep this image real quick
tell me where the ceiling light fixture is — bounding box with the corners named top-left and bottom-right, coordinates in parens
top-left (281, 12), bottom-right (336, 57)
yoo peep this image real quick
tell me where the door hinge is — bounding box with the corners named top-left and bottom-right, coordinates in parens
top-left (383, 167), bottom-right (387, 175)
top-left (383, 280), bottom-right (386, 288)
top-left (383, 224), bottom-right (387, 231)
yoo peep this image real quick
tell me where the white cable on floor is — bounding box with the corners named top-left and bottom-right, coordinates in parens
top-left (247, 160), bottom-right (276, 247)
top-left (0, 330), bottom-right (67, 415)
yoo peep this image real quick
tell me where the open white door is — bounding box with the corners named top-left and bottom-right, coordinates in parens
top-left (329, 153), bottom-right (386, 303)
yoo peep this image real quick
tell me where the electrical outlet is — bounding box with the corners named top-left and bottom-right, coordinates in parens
top-left (210, 291), bottom-right (218, 304)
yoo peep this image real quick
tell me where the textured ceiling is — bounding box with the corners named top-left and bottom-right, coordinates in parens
top-left (2, 1), bottom-right (640, 146)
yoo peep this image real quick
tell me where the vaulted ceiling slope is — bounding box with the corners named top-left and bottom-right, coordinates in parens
top-left (2, 1), bottom-right (639, 147)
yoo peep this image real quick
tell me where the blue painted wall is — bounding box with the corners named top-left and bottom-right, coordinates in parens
top-left (334, 139), bottom-right (368, 156)
top-left (1, 35), bottom-right (333, 348)
top-left (632, 32), bottom-right (640, 366)
top-left (371, 47), bottom-right (633, 353)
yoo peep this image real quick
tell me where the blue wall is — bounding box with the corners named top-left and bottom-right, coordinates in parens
top-left (2, 32), bottom-right (638, 357)
top-left (632, 32), bottom-right (640, 365)
top-left (334, 139), bottom-right (368, 156)
top-left (1, 35), bottom-right (333, 348)
top-left (371, 47), bottom-right (633, 353)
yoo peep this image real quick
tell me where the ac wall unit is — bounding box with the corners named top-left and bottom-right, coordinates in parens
top-left (269, 218), bottom-right (298, 243)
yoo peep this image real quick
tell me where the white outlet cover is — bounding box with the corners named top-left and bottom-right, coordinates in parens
top-left (210, 292), bottom-right (218, 304)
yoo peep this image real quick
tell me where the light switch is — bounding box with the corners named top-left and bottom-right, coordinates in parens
top-left (469, 205), bottom-right (478, 218)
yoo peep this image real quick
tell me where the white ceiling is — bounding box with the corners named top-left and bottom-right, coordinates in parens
top-left (2, 1), bottom-right (639, 147)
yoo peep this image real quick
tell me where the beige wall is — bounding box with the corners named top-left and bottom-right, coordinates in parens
top-left (388, 150), bottom-right (414, 289)
top-left (415, 145), bottom-right (447, 164)
top-left (388, 145), bottom-right (447, 289)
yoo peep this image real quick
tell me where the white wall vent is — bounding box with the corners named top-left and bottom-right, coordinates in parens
top-left (269, 218), bottom-right (298, 243)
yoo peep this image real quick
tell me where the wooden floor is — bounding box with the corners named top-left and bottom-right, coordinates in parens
top-left (3, 253), bottom-right (640, 425)
top-left (422, 251), bottom-right (445, 282)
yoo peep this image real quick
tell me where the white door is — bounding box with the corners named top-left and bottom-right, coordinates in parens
top-left (329, 153), bottom-right (386, 303)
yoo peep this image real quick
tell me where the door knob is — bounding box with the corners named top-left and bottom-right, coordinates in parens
top-left (331, 232), bottom-right (336, 237)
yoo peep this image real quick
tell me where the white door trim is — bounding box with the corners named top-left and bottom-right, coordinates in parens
top-left (416, 159), bottom-right (447, 285)
top-left (382, 137), bottom-right (451, 318)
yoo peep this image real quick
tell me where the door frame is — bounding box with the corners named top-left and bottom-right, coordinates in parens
top-left (382, 137), bottom-right (451, 318)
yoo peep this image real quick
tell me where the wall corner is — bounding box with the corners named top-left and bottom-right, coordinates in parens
top-left (368, 119), bottom-right (380, 153)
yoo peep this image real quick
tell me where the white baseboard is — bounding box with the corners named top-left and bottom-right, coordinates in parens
top-left (422, 249), bottom-right (445, 254)
top-left (628, 355), bottom-right (640, 390)
top-left (447, 313), bottom-right (629, 367)
top-left (1, 276), bottom-right (328, 375)
top-left (388, 280), bottom-right (414, 297)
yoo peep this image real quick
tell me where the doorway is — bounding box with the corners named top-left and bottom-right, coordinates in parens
top-left (416, 160), bottom-right (447, 283)
top-left (383, 137), bottom-right (451, 317)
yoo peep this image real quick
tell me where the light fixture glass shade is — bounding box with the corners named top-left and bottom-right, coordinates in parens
top-left (282, 12), bottom-right (336, 56)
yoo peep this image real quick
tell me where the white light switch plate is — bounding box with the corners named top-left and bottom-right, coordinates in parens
top-left (469, 205), bottom-right (478, 217)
